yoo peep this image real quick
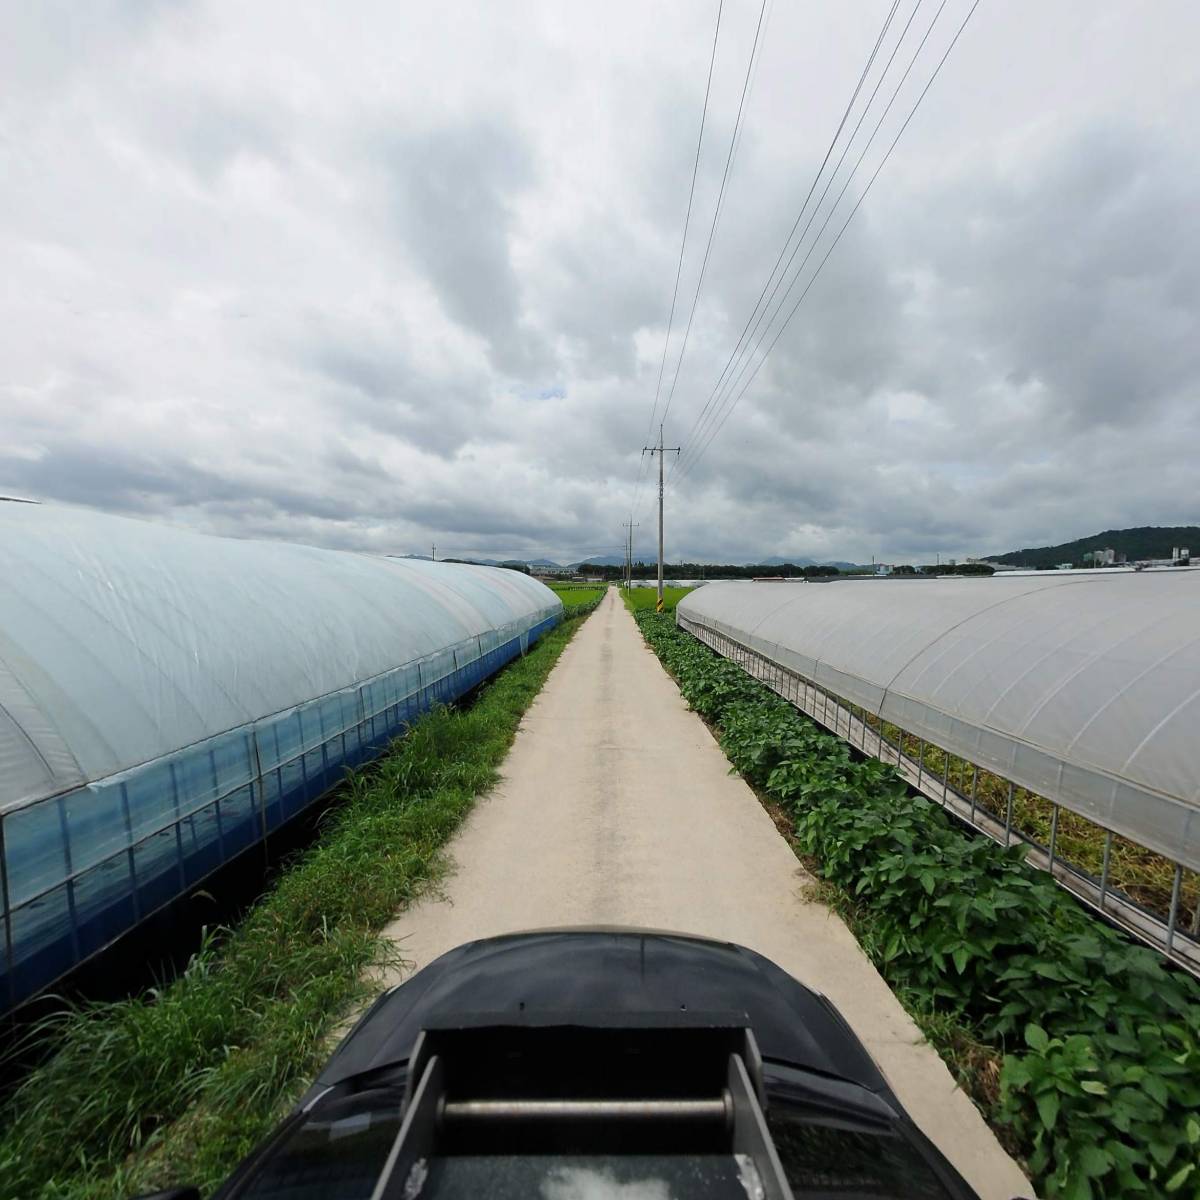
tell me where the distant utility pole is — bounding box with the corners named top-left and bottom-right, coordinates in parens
top-left (621, 521), bottom-right (640, 590)
top-left (641, 424), bottom-right (680, 612)
top-left (431, 543), bottom-right (436, 562)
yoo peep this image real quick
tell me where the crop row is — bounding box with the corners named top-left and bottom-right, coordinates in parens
top-left (857, 714), bottom-right (1199, 926)
top-left (635, 610), bottom-right (1200, 1200)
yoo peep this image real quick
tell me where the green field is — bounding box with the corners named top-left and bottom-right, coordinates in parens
top-left (621, 585), bottom-right (693, 612)
top-left (547, 582), bottom-right (608, 609)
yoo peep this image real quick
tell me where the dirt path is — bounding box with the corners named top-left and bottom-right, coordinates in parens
top-left (381, 589), bottom-right (1030, 1198)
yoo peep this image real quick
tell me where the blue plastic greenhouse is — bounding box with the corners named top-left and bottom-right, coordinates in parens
top-left (0, 502), bottom-right (562, 1014)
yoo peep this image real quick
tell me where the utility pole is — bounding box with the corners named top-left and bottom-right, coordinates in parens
top-left (621, 521), bottom-right (639, 590)
top-left (431, 543), bottom-right (436, 562)
top-left (641, 424), bottom-right (680, 612)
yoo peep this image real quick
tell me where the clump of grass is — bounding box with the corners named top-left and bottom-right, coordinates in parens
top-left (0, 609), bottom-right (594, 1200)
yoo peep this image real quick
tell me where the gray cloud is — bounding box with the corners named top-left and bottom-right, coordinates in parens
top-left (1, 0), bottom-right (1198, 566)
top-left (906, 124), bottom-right (1200, 434)
top-left (381, 119), bottom-right (546, 376)
top-left (307, 339), bottom-right (492, 457)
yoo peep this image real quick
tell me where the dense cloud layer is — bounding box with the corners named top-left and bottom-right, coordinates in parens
top-left (2, 1), bottom-right (1197, 564)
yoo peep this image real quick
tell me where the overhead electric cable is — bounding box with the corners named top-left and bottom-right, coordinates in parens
top-left (671, 0), bottom-right (904, 471)
top-left (674, 0), bottom-right (937, 481)
top-left (674, 0), bottom-right (926, 475)
top-left (658, 0), bottom-right (771, 431)
top-left (676, 0), bottom-right (984, 484)
top-left (725, 0), bottom-right (775, 180)
top-left (629, 0), bottom-right (724, 524)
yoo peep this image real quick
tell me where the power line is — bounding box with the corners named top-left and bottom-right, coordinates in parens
top-left (671, 0), bottom-right (905, 474)
top-left (658, 0), bottom-right (771, 430)
top-left (676, 0), bottom-right (939, 481)
top-left (677, 0), bottom-right (984, 485)
top-left (725, 0), bottom-right (775, 184)
top-left (676, 0), bottom-right (933, 481)
top-left (674, 0), bottom-right (926, 476)
top-left (629, 0), bottom-right (725, 525)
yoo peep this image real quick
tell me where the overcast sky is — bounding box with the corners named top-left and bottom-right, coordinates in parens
top-left (3, 1), bottom-right (1198, 564)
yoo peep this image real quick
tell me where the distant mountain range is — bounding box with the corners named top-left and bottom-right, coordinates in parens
top-left (572, 555), bottom-right (626, 568)
top-left (570, 554), bottom-right (868, 571)
top-left (750, 556), bottom-right (865, 570)
top-left (395, 554), bottom-right (555, 568)
top-left (398, 552), bottom-right (871, 571)
top-left (991, 526), bottom-right (1200, 569)
top-left (557, 554), bottom-right (870, 570)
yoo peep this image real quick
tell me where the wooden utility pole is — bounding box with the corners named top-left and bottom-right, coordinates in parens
top-left (641, 425), bottom-right (680, 612)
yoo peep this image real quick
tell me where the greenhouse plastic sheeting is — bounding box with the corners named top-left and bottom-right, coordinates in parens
top-left (677, 573), bottom-right (1200, 872)
top-left (0, 503), bottom-right (561, 1012)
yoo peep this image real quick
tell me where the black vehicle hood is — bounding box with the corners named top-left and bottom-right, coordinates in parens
top-left (310, 928), bottom-right (887, 1097)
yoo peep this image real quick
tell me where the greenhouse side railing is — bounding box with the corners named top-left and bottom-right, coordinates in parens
top-left (677, 612), bottom-right (1200, 978)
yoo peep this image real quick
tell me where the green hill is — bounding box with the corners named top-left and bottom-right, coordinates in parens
top-left (992, 526), bottom-right (1199, 568)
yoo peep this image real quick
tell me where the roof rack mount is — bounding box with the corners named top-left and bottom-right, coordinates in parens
top-left (369, 1021), bottom-right (794, 1200)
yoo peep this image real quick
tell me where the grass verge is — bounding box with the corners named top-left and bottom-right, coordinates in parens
top-left (633, 609), bottom-right (1200, 1200)
top-left (0, 601), bottom-right (599, 1200)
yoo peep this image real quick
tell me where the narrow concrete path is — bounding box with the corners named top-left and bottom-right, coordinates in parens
top-left (381, 589), bottom-right (1030, 1198)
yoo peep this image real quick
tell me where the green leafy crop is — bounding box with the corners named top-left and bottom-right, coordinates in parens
top-left (635, 610), bottom-right (1200, 1200)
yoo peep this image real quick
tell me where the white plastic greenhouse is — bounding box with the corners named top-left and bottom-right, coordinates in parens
top-left (0, 503), bottom-right (561, 1013)
top-left (677, 573), bottom-right (1200, 958)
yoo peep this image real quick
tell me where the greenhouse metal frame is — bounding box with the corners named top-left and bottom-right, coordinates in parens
top-left (0, 504), bottom-right (561, 1014)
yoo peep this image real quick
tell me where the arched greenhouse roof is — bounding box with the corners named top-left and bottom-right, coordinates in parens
top-left (0, 502), bottom-right (560, 813)
top-left (677, 572), bottom-right (1200, 870)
